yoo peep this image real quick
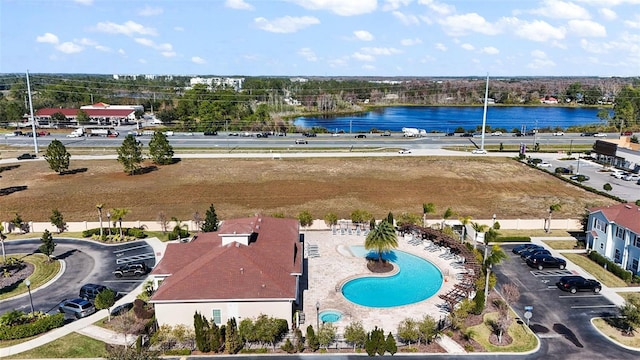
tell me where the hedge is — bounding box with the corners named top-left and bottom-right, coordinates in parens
top-left (495, 236), bottom-right (531, 243)
top-left (0, 313), bottom-right (65, 340)
top-left (82, 227), bottom-right (147, 239)
top-left (587, 251), bottom-right (632, 282)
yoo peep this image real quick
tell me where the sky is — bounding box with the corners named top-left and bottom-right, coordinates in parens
top-left (1, 0), bottom-right (640, 77)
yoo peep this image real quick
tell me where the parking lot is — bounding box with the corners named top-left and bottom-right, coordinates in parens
top-left (494, 244), bottom-right (635, 359)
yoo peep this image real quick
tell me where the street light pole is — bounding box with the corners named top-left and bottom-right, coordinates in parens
top-left (25, 278), bottom-right (34, 315)
top-left (316, 301), bottom-right (320, 331)
top-left (106, 211), bottom-right (111, 236)
top-left (492, 214), bottom-right (496, 228)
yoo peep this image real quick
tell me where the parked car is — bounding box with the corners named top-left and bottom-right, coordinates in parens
top-left (537, 161), bottom-right (552, 168)
top-left (294, 139), bottom-right (308, 144)
top-left (113, 263), bottom-right (149, 278)
top-left (17, 153), bottom-right (36, 160)
top-left (556, 276), bottom-right (602, 294)
top-left (79, 283), bottom-right (113, 301)
top-left (621, 131), bottom-right (633, 136)
top-left (512, 244), bottom-right (541, 255)
top-left (398, 149), bottom-right (412, 154)
top-left (555, 167), bottom-right (573, 174)
top-left (570, 174), bottom-right (590, 182)
top-left (521, 248), bottom-right (550, 260)
top-left (552, 131), bottom-right (565, 136)
top-left (471, 149), bottom-right (487, 154)
top-left (59, 298), bottom-right (96, 319)
top-left (622, 173), bottom-right (640, 182)
top-left (110, 302), bottom-right (134, 316)
top-left (355, 134), bottom-right (367, 138)
top-left (526, 254), bottom-right (567, 270)
top-left (613, 172), bottom-right (629, 179)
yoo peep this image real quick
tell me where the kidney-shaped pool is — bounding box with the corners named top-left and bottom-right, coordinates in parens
top-left (341, 245), bottom-right (443, 308)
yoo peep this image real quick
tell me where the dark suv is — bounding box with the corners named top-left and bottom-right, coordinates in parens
top-left (556, 276), bottom-right (602, 294)
top-left (113, 262), bottom-right (149, 278)
top-left (526, 254), bottom-right (566, 270)
top-left (79, 283), bottom-right (112, 301)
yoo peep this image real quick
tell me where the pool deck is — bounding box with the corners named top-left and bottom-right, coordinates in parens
top-left (302, 230), bottom-right (467, 334)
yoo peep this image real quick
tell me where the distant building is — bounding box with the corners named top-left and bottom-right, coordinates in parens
top-left (540, 97), bottom-right (558, 104)
top-left (591, 138), bottom-right (640, 173)
top-left (35, 107), bottom-right (136, 127)
top-left (586, 203), bottom-right (640, 275)
top-left (189, 77), bottom-right (245, 91)
top-left (81, 102), bottom-right (144, 112)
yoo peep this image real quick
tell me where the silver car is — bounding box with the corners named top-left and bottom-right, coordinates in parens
top-left (59, 298), bottom-right (96, 319)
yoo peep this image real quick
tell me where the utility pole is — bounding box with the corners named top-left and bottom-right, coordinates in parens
top-left (26, 70), bottom-right (39, 154)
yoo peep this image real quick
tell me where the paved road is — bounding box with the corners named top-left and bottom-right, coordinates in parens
top-left (493, 243), bottom-right (637, 360)
top-left (0, 238), bottom-right (155, 317)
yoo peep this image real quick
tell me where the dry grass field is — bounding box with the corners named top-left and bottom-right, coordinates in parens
top-left (0, 156), bottom-right (616, 222)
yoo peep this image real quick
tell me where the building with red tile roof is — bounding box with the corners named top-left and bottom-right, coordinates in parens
top-left (587, 203), bottom-right (640, 274)
top-left (149, 215), bottom-right (303, 329)
top-left (34, 108), bottom-right (136, 126)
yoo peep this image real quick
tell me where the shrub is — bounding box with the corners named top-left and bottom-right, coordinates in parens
top-left (495, 236), bottom-right (530, 243)
top-left (239, 348), bottom-right (268, 353)
top-left (82, 227), bottom-right (147, 239)
top-left (163, 349), bottom-right (192, 355)
top-left (472, 291), bottom-right (485, 315)
top-left (587, 251), bottom-right (632, 282)
top-left (0, 313), bottom-right (65, 340)
top-left (127, 227), bottom-right (148, 238)
top-left (281, 339), bottom-right (295, 354)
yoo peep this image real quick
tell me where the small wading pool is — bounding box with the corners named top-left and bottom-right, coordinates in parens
top-left (319, 310), bottom-right (343, 323)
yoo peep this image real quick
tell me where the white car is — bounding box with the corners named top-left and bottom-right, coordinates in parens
top-left (593, 133), bottom-right (607, 137)
top-left (398, 149), bottom-right (412, 154)
top-left (471, 149), bottom-right (487, 154)
top-left (491, 131), bottom-right (502, 136)
top-left (552, 131), bottom-right (564, 136)
top-left (537, 161), bottom-right (552, 168)
top-left (623, 173), bottom-right (640, 182)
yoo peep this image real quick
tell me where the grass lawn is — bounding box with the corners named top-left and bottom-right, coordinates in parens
top-left (0, 336), bottom-right (38, 349)
top-left (497, 229), bottom-right (573, 238)
top-left (592, 318), bottom-right (640, 349)
top-left (542, 240), bottom-right (583, 250)
top-left (618, 292), bottom-right (640, 303)
top-left (3, 332), bottom-right (108, 359)
top-left (467, 312), bottom-right (538, 352)
top-left (0, 253), bottom-right (61, 300)
top-left (563, 253), bottom-right (628, 288)
top-left (0, 157), bottom-right (616, 223)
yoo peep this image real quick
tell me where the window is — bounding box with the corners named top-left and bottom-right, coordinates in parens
top-left (616, 227), bottom-right (624, 239)
top-left (212, 309), bottom-right (221, 325)
top-left (593, 218), bottom-right (607, 232)
top-left (633, 259), bottom-right (639, 273)
top-left (614, 249), bottom-right (621, 263)
top-left (633, 234), bottom-right (640, 248)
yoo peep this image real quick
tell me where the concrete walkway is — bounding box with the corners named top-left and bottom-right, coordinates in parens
top-left (436, 334), bottom-right (467, 354)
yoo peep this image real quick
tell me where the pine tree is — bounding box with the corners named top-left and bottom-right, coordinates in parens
top-left (39, 229), bottom-right (56, 261)
top-left (44, 139), bottom-right (71, 174)
top-left (148, 131), bottom-right (174, 165)
top-left (210, 321), bottom-right (221, 353)
top-left (201, 204), bottom-right (219, 232)
top-left (306, 325), bottom-right (319, 352)
top-left (385, 332), bottom-right (397, 355)
top-left (117, 134), bottom-right (144, 175)
top-left (225, 317), bottom-right (243, 354)
top-left (49, 209), bottom-right (67, 233)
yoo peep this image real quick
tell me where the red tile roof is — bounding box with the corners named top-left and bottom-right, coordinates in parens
top-left (151, 216), bottom-right (302, 302)
top-left (589, 203), bottom-right (640, 234)
top-left (36, 108), bottom-right (134, 117)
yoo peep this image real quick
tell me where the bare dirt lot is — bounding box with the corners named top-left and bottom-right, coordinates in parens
top-left (0, 156), bottom-right (616, 222)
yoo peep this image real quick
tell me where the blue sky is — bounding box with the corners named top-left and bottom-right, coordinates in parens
top-left (2, 0), bottom-right (639, 76)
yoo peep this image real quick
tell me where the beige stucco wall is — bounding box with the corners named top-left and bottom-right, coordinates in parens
top-left (154, 300), bottom-right (294, 329)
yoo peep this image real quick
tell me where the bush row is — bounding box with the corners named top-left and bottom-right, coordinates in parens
top-left (587, 251), bottom-right (632, 282)
top-left (82, 227), bottom-right (147, 239)
top-left (0, 313), bottom-right (65, 340)
top-left (495, 236), bottom-right (531, 243)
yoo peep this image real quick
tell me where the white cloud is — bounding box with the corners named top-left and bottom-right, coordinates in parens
top-left (531, 49), bottom-right (547, 58)
top-left (95, 45), bottom-right (111, 52)
top-left (599, 8), bottom-right (617, 20)
top-left (174, 26), bottom-right (184, 31)
top-left (118, 49), bottom-right (126, 55)
top-left (134, 38), bottom-right (155, 47)
top-left (161, 51), bottom-right (176, 58)
top-left (73, 0), bottom-right (93, 5)
top-left (225, 0), bottom-right (254, 10)
top-left (361, 47), bottom-right (401, 55)
top-left (298, 47), bottom-right (318, 61)
top-left (76, 38), bottom-right (97, 46)
top-left (36, 32), bottom-right (59, 44)
top-left (579, 39), bottom-right (611, 54)
top-left (56, 42), bottom-right (83, 54)
top-left (481, 46), bottom-right (499, 54)
top-left (439, 13), bottom-right (500, 36)
top-left (192, 56), bottom-right (206, 64)
top-left (418, 0), bottom-right (456, 16)
top-left (135, 38), bottom-right (176, 57)
top-left (461, 43), bottom-right (474, 50)
top-left (527, 58), bottom-right (556, 69)
top-left (328, 57), bottom-right (348, 67)
top-left (382, 0), bottom-right (412, 11)
top-left (362, 64), bottom-right (376, 70)
top-left (401, 38), bottom-right (422, 46)
top-left (254, 16), bottom-right (320, 33)
top-left (94, 21), bottom-right (157, 36)
top-left (506, 18), bottom-right (567, 42)
top-left (392, 11), bottom-right (420, 25)
top-left (352, 52), bottom-right (375, 61)
top-left (530, 0), bottom-right (591, 20)
top-left (138, 6), bottom-right (163, 17)
top-left (435, 43), bottom-right (447, 51)
top-left (568, 19), bottom-right (606, 37)
top-left (285, 0), bottom-right (377, 16)
top-left (354, 30), bottom-right (374, 41)
top-left (624, 15), bottom-right (640, 28)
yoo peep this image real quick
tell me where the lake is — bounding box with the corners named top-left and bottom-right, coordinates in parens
top-left (293, 106), bottom-right (605, 133)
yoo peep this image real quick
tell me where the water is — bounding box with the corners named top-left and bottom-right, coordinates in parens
top-left (293, 106), bottom-right (604, 133)
top-left (319, 310), bottom-right (343, 323)
top-left (341, 246), bottom-right (443, 308)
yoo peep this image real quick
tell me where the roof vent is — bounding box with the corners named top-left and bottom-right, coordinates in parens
top-left (625, 205), bottom-right (632, 209)
top-left (258, 218), bottom-right (262, 222)
top-left (261, 284), bottom-right (266, 288)
top-left (240, 268), bottom-right (244, 274)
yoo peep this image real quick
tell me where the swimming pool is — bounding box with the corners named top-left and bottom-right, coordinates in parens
top-left (341, 245), bottom-right (443, 308)
top-left (319, 310), bottom-right (343, 323)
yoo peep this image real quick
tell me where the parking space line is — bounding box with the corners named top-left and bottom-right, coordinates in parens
top-left (571, 305), bottom-right (617, 309)
top-left (113, 244), bottom-right (150, 253)
top-left (115, 253), bottom-right (155, 264)
top-left (103, 280), bottom-right (146, 283)
top-left (559, 294), bottom-right (602, 298)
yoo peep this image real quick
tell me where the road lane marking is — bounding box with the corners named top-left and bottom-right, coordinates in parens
top-left (559, 294), bottom-right (602, 298)
top-left (113, 244), bottom-right (150, 253)
top-left (571, 305), bottom-right (617, 309)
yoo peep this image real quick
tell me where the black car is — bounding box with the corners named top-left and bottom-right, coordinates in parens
top-left (521, 248), bottom-right (551, 260)
top-left (570, 174), bottom-right (590, 182)
top-left (110, 302), bottom-right (134, 316)
top-left (556, 276), bottom-right (602, 294)
top-left (555, 167), bottom-right (573, 174)
top-left (512, 243), bottom-right (541, 255)
top-left (518, 245), bottom-right (544, 257)
top-left (79, 283), bottom-right (113, 301)
top-left (460, 133), bottom-right (473, 137)
top-left (303, 132), bottom-right (317, 137)
top-left (17, 153), bottom-right (36, 160)
top-left (526, 254), bottom-right (566, 270)
top-left (355, 134), bottom-right (367, 138)
top-left (203, 130), bottom-right (218, 136)
top-left (113, 262), bottom-right (149, 277)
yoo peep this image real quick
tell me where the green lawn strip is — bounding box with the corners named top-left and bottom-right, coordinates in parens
top-left (467, 312), bottom-right (538, 352)
top-left (563, 253), bottom-right (628, 287)
top-left (0, 335), bottom-right (39, 349)
top-left (592, 318), bottom-right (640, 349)
top-left (3, 332), bottom-right (108, 359)
top-left (617, 292), bottom-right (640, 303)
top-left (496, 229), bottom-right (572, 238)
top-left (0, 254), bottom-right (61, 300)
top-left (542, 240), bottom-right (582, 250)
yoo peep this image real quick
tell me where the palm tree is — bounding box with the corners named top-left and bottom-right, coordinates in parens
top-left (459, 215), bottom-right (472, 244)
top-left (96, 204), bottom-right (104, 239)
top-left (546, 203), bottom-right (561, 233)
top-left (483, 243), bottom-right (507, 300)
top-left (422, 203), bottom-right (435, 227)
top-left (0, 223), bottom-right (6, 263)
top-left (441, 207), bottom-right (456, 230)
top-left (364, 220), bottom-right (398, 263)
top-left (110, 208), bottom-right (129, 238)
top-left (471, 222), bottom-right (489, 250)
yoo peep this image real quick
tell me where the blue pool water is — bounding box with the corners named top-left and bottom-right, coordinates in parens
top-left (319, 310), bottom-right (343, 323)
top-left (342, 245), bottom-right (443, 308)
